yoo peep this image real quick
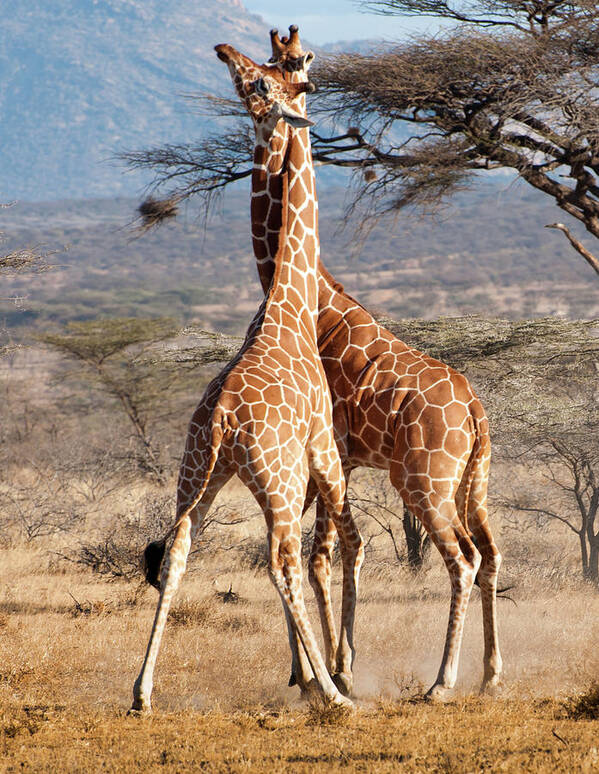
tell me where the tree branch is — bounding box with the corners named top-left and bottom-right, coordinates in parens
top-left (545, 223), bottom-right (599, 275)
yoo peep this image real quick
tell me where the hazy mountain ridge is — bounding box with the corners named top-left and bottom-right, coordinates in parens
top-left (1, 0), bottom-right (272, 201)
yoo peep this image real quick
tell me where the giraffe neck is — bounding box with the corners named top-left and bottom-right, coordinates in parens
top-left (256, 122), bottom-right (321, 339)
top-left (251, 84), bottom-right (308, 296)
top-left (250, 113), bottom-right (358, 327)
top-left (251, 126), bottom-right (286, 295)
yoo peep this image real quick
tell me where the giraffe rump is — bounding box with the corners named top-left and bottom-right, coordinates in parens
top-left (142, 419), bottom-right (225, 592)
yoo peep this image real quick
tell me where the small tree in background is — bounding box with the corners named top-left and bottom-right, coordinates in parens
top-left (39, 317), bottom-right (184, 484)
top-left (1, 203), bottom-right (53, 278)
top-left (482, 328), bottom-right (599, 585)
top-left (1, 202), bottom-right (55, 357)
top-left (503, 435), bottom-right (599, 583)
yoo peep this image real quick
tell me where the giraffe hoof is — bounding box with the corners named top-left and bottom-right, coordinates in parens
top-left (127, 705), bottom-right (152, 717)
top-left (424, 684), bottom-right (451, 703)
top-left (128, 695), bottom-right (152, 716)
top-left (332, 672), bottom-right (353, 698)
top-left (331, 691), bottom-right (354, 709)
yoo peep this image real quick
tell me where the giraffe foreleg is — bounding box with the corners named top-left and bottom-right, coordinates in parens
top-left (283, 605), bottom-right (316, 694)
top-left (268, 517), bottom-right (352, 708)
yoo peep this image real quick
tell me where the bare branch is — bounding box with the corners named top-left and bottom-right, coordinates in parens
top-left (545, 222), bottom-right (599, 275)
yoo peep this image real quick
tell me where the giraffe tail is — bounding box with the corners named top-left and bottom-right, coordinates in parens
top-left (457, 413), bottom-right (489, 535)
top-left (143, 415), bottom-right (225, 590)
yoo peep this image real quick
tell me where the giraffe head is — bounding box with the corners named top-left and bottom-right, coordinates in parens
top-left (269, 25), bottom-right (314, 77)
top-left (215, 44), bottom-right (315, 132)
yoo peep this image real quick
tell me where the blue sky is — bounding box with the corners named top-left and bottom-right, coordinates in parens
top-left (243, 0), bottom-right (439, 45)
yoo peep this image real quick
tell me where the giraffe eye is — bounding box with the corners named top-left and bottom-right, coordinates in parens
top-left (254, 77), bottom-right (271, 96)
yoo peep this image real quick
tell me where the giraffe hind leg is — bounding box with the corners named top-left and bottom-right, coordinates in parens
top-left (287, 498), bottom-right (338, 695)
top-left (393, 464), bottom-right (481, 702)
top-left (287, 476), bottom-right (338, 692)
top-left (130, 465), bottom-right (232, 714)
top-left (426, 512), bottom-right (480, 702)
top-left (130, 512), bottom-right (194, 715)
top-left (463, 450), bottom-right (503, 694)
top-left (309, 454), bottom-right (363, 698)
top-left (307, 497), bottom-right (338, 679)
top-left (283, 606), bottom-right (317, 696)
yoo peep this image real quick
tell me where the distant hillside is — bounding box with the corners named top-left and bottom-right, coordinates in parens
top-left (0, 0), bottom-right (272, 201)
top-left (2, 178), bottom-right (598, 336)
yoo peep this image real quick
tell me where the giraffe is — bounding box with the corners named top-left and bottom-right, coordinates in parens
top-left (224, 36), bottom-right (365, 700)
top-left (129, 48), bottom-right (360, 714)
top-left (244, 26), bottom-right (502, 702)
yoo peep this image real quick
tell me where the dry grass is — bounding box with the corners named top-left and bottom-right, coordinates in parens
top-left (566, 684), bottom-right (599, 721)
top-left (1, 698), bottom-right (599, 772)
top-left (1, 516), bottom-right (598, 771)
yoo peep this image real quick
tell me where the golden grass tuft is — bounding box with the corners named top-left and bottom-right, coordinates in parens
top-left (305, 697), bottom-right (354, 726)
top-left (167, 597), bottom-right (214, 628)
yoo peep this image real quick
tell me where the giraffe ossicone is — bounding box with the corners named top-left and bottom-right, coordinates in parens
top-left (129, 42), bottom-right (358, 715)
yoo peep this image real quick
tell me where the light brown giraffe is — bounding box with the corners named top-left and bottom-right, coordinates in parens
top-left (129, 48), bottom-right (359, 714)
top-left (223, 37), bottom-right (365, 700)
top-left (246, 26), bottom-right (502, 702)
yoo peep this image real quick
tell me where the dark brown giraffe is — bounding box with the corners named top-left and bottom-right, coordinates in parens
top-left (129, 47), bottom-right (359, 714)
top-left (245, 26), bottom-right (502, 702)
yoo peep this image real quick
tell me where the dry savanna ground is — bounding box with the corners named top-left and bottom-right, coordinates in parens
top-left (1, 468), bottom-right (599, 773)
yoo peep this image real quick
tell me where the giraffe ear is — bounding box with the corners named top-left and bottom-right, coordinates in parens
top-left (279, 104), bottom-right (315, 128)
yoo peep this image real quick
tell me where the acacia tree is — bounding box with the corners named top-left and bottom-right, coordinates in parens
top-left (122, 0), bottom-right (599, 273)
top-left (314, 0), bottom-right (599, 271)
top-left (39, 318), bottom-right (183, 484)
top-left (504, 435), bottom-right (599, 583)
top-left (483, 329), bottom-right (599, 585)
top-left (1, 202), bottom-right (55, 356)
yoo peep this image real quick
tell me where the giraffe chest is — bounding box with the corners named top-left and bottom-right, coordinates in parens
top-left (217, 344), bottom-right (329, 440)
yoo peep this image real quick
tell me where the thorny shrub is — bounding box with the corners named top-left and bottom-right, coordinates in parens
top-left (67, 494), bottom-right (252, 582)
